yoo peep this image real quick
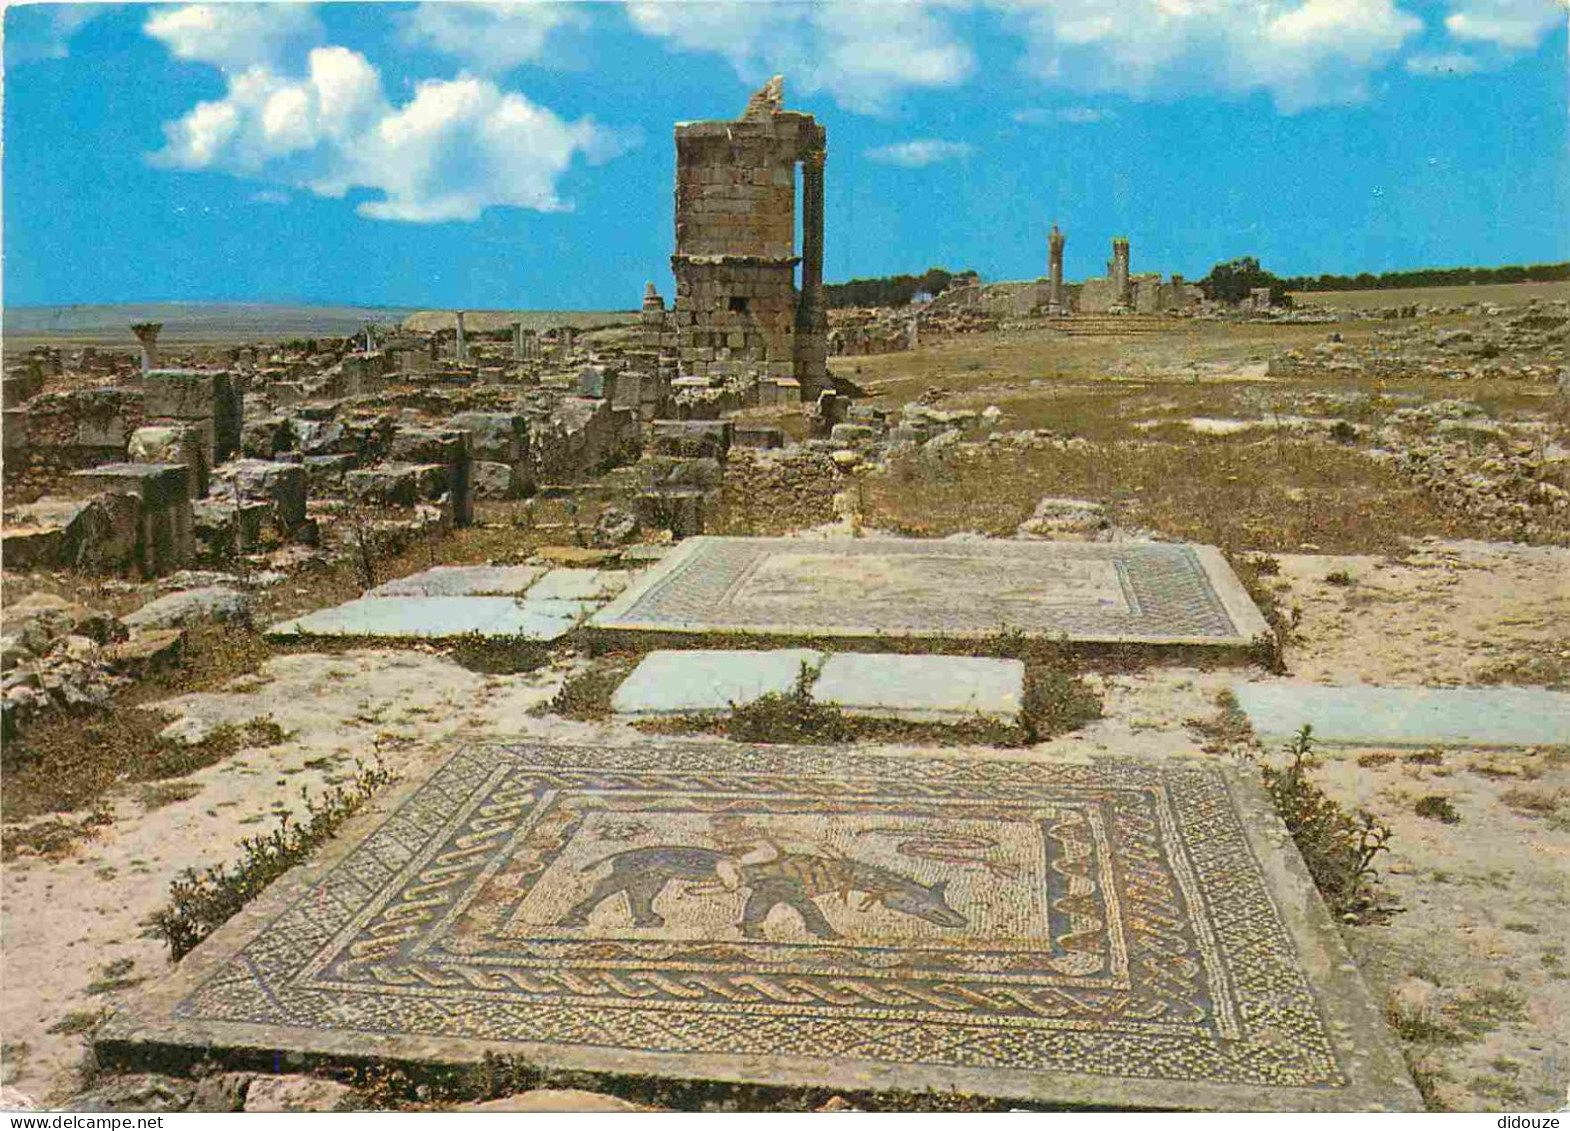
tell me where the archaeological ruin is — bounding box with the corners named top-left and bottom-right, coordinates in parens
top-left (3, 59), bottom-right (1568, 1121)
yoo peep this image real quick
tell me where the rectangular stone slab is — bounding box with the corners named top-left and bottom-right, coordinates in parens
top-left (99, 742), bottom-right (1419, 1111)
top-left (526, 568), bottom-right (630, 602)
top-left (590, 537), bottom-right (1270, 650)
top-left (266, 597), bottom-right (587, 641)
top-left (1234, 682), bottom-right (1570, 747)
top-left (611, 648), bottom-right (823, 716)
top-left (367, 566), bottom-right (544, 598)
top-left (812, 653), bottom-right (1025, 723)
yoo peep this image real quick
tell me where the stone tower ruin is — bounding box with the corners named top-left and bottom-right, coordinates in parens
top-left (670, 76), bottom-right (827, 402)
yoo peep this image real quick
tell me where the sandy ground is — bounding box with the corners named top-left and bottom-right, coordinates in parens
top-left (2, 540), bottom-right (1566, 1109)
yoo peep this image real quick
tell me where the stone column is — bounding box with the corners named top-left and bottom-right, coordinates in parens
top-left (1048, 224), bottom-right (1065, 309)
top-left (130, 322), bottom-right (162, 374)
top-left (1112, 238), bottom-right (1132, 308)
top-left (511, 321), bottom-right (524, 361)
top-left (454, 311), bottom-right (467, 362)
top-left (794, 145), bottom-right (827, 398)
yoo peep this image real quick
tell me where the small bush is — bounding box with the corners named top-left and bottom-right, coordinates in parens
top-left (1248, 554), bottom-right (1282, 576)
top-left (1260, 726), bottom-right (1391, 919)
top-left (242, 715), bottom-right (291, 746)
top-left (449, 633), bottom-right (552, 676)
top-left (0, 809), bottom-right (113, 862)
top-left (1414, 795), bottom-right (1461, 824)
top-left (540, 657), bottom-right (637, 720)
top-left (1188, 689), bottom-right (1255, 754)
top-left (1324, 570), bottom-right (1354, 587)
top-left (151, 759), bottom-right (394, 960)
top-left (1501, 786), bottom-right (1565, 817)
top-left (727, 663), bottom-right (852, 745)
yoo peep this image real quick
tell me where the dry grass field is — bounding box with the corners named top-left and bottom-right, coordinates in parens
top-left (1289, 280), bottom-right (1570, 310)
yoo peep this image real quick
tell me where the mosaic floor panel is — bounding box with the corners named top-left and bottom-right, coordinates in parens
top-left (589, 538), bottom-right (1270, 649)
top-left (101, 743), bottom-right (1416, 1110)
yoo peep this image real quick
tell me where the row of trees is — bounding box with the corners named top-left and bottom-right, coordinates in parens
top-left (824, 267), bottom-right (976, 309)
top-left (1198, 257), bottom-right (1292, 306)
top-left (1280, 262), bottom-right (1570, 292)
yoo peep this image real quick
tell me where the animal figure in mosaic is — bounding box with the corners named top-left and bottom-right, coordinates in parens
top-left (557, 844), bottom-right (967, 939)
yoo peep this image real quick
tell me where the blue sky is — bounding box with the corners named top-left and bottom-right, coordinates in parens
top-left (4, 1), bottom-right (1567, 309)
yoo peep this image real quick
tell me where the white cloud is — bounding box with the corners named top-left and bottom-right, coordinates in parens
top-left (1442, 0), bottom-right (1566, 50)
top-left (150, 43), bottom-right (638, 222)
top-left (1404, 50), bottom-right (1486, 75)
top-left (249, 189), bottom-right (292, 205)
top-left (864, 138), bottom-right (973, 166)
top-left (144, 3), bottom-right (324, 70)
top-left (7, 6), bottom-right (103, 63)
top-left (993, 0), bottom-right (1424, 111)
top-left (625, 1), bottom-right (973, 112)
top-left (398, 2), bottom-right (582, 73)
top-left (1014, 104), bottom-right (1117, 123)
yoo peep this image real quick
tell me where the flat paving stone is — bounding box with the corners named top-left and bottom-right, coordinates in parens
top-left (266, 597), bottom-right (587, 642)
top-left (100, 742), bottom-right (1418, 1111)
top-left (367, 566), bottom-right (544, 597)
top-left (527, 568), bottom-right (629, 602)
top-left (611, 649), bottom-right (823, 716)
top-left (812, 653), bottom-right (1025, 723)
top-left (1234, 682), bottom-right (1570, 747)
top-left (590, 537), bottom-right (1270, 651)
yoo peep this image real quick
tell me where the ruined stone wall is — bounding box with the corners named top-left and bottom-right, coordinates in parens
top-left (2, 388), bottom-right (147, 503)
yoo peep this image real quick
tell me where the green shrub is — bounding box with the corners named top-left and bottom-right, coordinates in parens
top-left (1261, 726), bottom-right (1391, 919)
top-left (727, 663), bottom-right (852, 745)
top-left (151, 759), bottom-right (394, 960)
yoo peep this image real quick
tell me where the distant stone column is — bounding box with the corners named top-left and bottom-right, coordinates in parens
top-left (1111, 238), bottom-right (1132, 308)
top-left (641, 282), bottom-right (666, 324)
top-left (130, 322), bottom-right (163, 374)
top-left (511, 321), bottom-right (524, 361)
top-left (455, 311), bottom-right (467, 362)
top-left (1048, 224), bottom-right (1065, 309)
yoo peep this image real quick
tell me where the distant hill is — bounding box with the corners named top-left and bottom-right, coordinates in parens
top-left (400, 310), bottom-right (638, 334)
top-left (2, 303), bottom-right (642, 347)
top-left (3, 303), bottom-right (420, 345)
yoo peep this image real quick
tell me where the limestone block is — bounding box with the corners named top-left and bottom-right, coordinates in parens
top-left (611, 648), bottom-right (823, 716)
top-left (217, 459), bottom-right (307, 530)
top-left (812, 653), bottom-right (1025, 723)
top-left (447, 412), bottom-right (528, 465)
top-left (638, 455), bottom-right (724, 489)
top-left (345, 462), bottom-right (421, 507)
top-left (472, 460), bottom-right (517, 500)
top-left (124, 586), bottom-right (249, 631)
top-left (143, 369), bottom-right (220, 419)
top-left (634, 487), bottom-right (706, 537)
top-left (733, 424), bottom-right (784, 449)
top-left (241, 417), bottom-right (290, 459)
top-left (303, 454), bottom-right (355, 494)
top-left (649, 419), bottom-right (731, 460)
top-left (130, 424), bottom-right (210, 498)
